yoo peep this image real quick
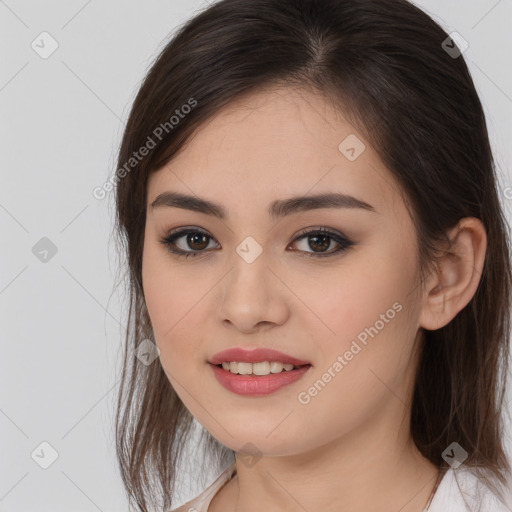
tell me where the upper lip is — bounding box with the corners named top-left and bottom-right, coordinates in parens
top-left (209, 348), bottom-right (311, 366)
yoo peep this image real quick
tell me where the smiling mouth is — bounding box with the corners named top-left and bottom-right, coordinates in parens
top-left (214, 361), bottom-right (312, 376)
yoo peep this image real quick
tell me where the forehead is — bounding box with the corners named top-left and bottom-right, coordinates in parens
top-left (147, 86), bottom-right (401, 217)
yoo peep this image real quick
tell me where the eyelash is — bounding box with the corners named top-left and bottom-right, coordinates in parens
top-left (158, 226), bottom-right (355, 259)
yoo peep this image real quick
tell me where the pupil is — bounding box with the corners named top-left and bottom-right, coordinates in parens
top-left (310, 235), bottom-right (329, 252)
top-left (188, 233), bottom-right (208, 250)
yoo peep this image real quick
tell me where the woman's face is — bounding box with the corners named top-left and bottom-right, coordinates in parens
top-left (142, 85), bottom-right (427, 456)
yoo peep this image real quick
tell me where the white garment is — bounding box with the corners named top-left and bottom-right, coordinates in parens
top-left (172, 462), bottom-right (512, 512)
top-left (172, 462), bottom-right (236, 512)
top-left (427, 465), bottom-right (512, 512)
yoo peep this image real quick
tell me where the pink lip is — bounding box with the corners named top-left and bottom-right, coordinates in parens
top-left (210, 364), bottom-right (312, 396)
top-left (208, 348), bottom-right (312, 396)
top-left (209, 347), bottom-right (311, 366)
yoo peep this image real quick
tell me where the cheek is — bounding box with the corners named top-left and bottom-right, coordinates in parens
top-left (142, 239), bottom-right (188, 344)
top-left (141, 240), bottom-right (215, 374)
top-left (294, 247), bottom-right (415, 353)
top-left (295, 248), bottom-right (420, 398)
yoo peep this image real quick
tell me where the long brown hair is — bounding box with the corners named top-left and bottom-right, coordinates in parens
top-left (112, 0), bottom-right (512, 510)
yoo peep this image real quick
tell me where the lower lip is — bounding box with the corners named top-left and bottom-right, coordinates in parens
top-left (209, 363), bottom-right (312, 396)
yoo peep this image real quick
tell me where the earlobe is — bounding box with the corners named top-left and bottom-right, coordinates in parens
top-left (418, 218), bottom-right (487, 331)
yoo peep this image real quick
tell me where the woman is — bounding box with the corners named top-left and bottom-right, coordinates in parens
top-left (113, 0), bottom-right (512, 510)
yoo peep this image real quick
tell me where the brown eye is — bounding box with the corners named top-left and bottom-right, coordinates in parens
top-left (184, 232), bottom-right (210, 251)
top-left (304, 233), bottom-right (331, 252)
top-left (159, 228), bottom-right (218, 258)
top-left (290, 227), bottom-right (354, 258)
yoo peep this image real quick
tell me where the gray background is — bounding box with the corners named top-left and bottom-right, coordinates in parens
top-left (1, 0), bottom-right (511, 510)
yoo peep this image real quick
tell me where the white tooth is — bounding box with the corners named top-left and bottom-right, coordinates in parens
top-left (252, 361), bottom-right (271, 375)
top-left (237, 362), bottom-right (253, 375)
top-left (223, 361), bottom-right (298, 375)
top-left (270, 361), bottom-right (285, 373)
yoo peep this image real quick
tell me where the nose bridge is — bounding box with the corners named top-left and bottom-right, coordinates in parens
top-left (218, 236), bottom-right (288, 330)
top-left (227, 236), bottom-right (271, 298)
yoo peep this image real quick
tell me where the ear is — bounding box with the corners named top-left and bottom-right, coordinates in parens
top-left (418, 218), bottom-right (487, 331)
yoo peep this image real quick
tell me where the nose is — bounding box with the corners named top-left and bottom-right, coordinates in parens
top-left (217, 253), bottom-right (290, 333)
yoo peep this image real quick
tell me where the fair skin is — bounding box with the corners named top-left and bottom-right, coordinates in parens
top-left (141, 85), bottom-right (487, 512)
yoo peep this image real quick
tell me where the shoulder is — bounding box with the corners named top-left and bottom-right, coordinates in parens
top-left (172, 504), bottom-right (208, 512)
top-left (170, 493), bottom-right (210, 512)
top-left (171, 505), bottom-right (193, 512)
top-left (170, 462), bottom-right (237, 512)
top-left (171, 498), bottom-right (207, 512)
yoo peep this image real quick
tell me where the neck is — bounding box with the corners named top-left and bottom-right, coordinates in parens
top-left (210, 423), bottom-right (440, 512)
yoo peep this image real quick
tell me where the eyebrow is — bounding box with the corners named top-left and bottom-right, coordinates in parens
top-left (150, 191), bottom-right (376, 220)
